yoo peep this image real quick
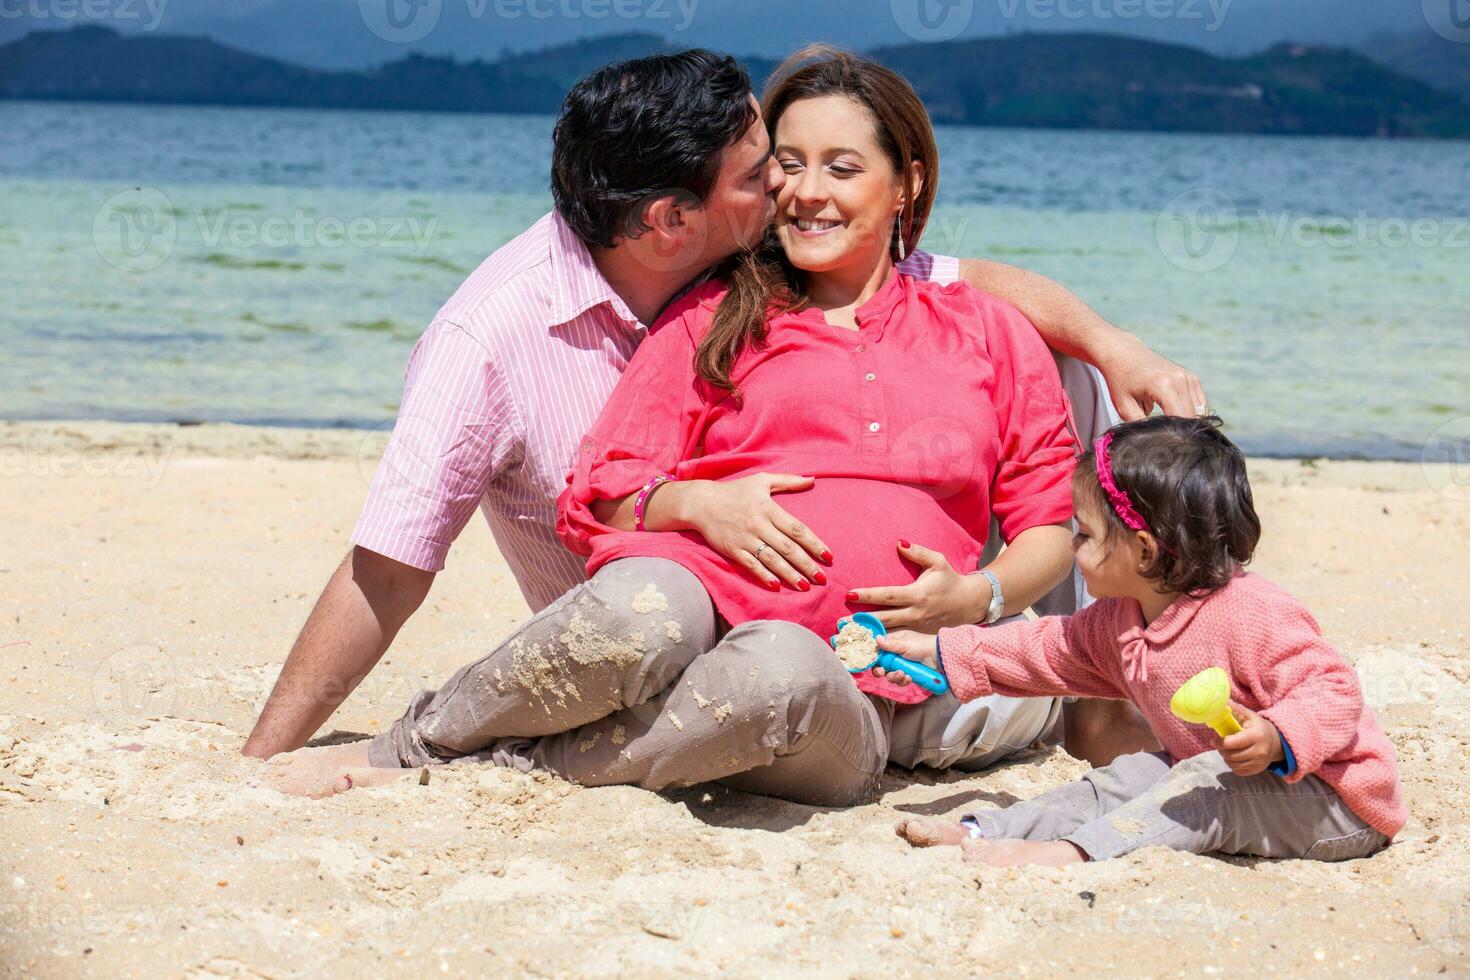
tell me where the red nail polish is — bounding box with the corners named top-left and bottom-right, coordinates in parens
top-left (813, 571), bottom-right (827, 585)
top-left (846, 591), bottom-right (860, 602)
top-left (797, 580), bottom-right (810, 592)
top-left (767, 579), bottom-right (782, 592)
top-left (820, 550), bottom-right (834, 564)
top-left (899, 539), bottom-right (911, 549)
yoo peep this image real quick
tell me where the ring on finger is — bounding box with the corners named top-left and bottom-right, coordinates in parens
top-left (753, 543), bottom-right (770, 559)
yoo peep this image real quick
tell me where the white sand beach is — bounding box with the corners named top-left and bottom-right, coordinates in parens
top-left (1, 420), bottom-right (1467, 977)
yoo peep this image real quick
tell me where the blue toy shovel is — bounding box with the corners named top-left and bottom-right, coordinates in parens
top-left (829, 612), bottom-right (949, 695)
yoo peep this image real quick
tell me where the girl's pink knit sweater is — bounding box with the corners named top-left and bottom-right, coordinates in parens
top-left (937, 571), bottom-right (1406, 837)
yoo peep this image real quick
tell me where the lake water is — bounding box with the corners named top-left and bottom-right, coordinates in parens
top-left (1, 100), bottom-right (1466, 459)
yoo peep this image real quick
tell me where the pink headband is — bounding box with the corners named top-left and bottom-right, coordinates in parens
top-left (1094, 432), bottom-right (1160, 540)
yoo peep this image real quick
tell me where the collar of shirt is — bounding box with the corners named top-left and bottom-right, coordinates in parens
top-left (1114, 571), bottom-right (1241, 683)
top-left (783, 266), bottom-right (908, 342)
top-left (547, 210), bottom-right (643, 331)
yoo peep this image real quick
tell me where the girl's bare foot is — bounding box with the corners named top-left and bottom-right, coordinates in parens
top-left (895, 816), bottom-right (969, 848)
top-left (959, 837), bottom-right (1088, 867)
top-left (266, 742), bottom-right (416, 799)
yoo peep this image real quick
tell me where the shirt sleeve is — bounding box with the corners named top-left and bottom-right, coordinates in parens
top-left (977, 293), bottom-right (1079, 542)
top-left (1269, 734), bottom-right (1298, 778)
top-left (896, 249), bottom-right (961, 286)
top-left (555, 290), bottom-right (713, 556)
top-left (1248, 597), bottom-right (1366, 782)
top-left (351, 319), bottom-right (521, 572)
top-left (937, 601), bottom-right (1125, 703)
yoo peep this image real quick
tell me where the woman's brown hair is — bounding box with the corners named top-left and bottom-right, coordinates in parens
top-left (694, 46), bottom-right (940, 397)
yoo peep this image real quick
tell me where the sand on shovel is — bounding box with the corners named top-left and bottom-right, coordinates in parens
top-left (832, 621), bottom-right (879, 671)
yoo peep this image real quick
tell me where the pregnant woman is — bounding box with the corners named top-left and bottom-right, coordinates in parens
top-left (270, 49), bottom-right (1079, 805)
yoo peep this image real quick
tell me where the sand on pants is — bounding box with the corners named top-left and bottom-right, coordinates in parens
top-left (1, 420), bottom-right (1467, 976)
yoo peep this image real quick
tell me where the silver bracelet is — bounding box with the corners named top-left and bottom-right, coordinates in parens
top-left (979, 569), bottom-right (1004, 625)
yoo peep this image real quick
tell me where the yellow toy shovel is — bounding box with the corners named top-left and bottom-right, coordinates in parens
top-left (1170, 667), bottom-right (1243, 737)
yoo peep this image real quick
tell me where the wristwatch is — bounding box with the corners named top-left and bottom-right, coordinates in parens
top-left (979, 569), bottom-right (1004, 625)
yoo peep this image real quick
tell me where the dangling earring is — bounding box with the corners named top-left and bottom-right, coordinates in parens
top-left (893, 214), bottom-right (906, 261)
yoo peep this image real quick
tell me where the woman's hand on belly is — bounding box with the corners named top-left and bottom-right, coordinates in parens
top-left (849, 540), bottom-right (992, 632)
top-left (663, 474), bottom-right (833, 589)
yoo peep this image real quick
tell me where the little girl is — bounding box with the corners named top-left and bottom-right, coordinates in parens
top-left (878, 415), bottom-right (1405, 867)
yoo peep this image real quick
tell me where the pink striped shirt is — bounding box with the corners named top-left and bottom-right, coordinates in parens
top-left (353, 210), bottom-right (960, 612)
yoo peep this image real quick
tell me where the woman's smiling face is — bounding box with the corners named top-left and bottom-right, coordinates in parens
top-left (773, 94), bottom-right (917, 275)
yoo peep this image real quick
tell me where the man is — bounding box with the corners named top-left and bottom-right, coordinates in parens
top-left (243, 50), bottom-right (1198, 762)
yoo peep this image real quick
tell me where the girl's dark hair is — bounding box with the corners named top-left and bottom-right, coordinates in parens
top-left (1073, 415), bottom-right (1262, 597)
top-left (696, 46), bottom-right (939, 397)
top-left (551, 50), bottom-right (757, 249)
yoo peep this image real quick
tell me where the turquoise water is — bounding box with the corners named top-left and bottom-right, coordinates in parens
top-left (1, 100), bottom-right (1466, 458)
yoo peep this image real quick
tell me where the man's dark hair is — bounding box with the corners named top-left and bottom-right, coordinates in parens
top-left (551, 50), bottom-right (757, 249)
top-left (1074, 415), bottom-right (1262, 597)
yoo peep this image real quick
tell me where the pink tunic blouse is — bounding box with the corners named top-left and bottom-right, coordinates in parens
top-left (557, 271), bottom-right (1078, 700)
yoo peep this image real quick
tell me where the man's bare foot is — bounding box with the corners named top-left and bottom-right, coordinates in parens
top-left (266, 742), bottom-right (416, 799)
top-left (895, 816), bottom-right (970, 848)
top-left (959, 837), bottom-right (1088, 867)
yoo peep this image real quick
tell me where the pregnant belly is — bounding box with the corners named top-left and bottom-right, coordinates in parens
top-left (776, 478), bottom-right (985, 596)
top-left (585, 478), bottom-right (986, 703)
top-left (762, 479), bottom-right (985, 704)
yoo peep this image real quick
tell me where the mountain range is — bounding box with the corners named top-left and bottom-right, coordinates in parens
top-left (0, 0), bottom-right (1430, 67)
top-left (3, 24), bottom-right (1469, 140)
top-left (1364, 30), bottom-right (1470, 104)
